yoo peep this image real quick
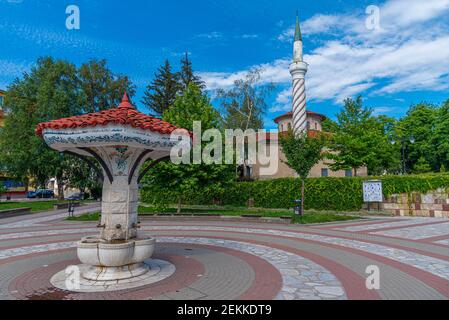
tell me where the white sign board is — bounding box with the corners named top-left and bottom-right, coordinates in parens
top-left (363, 180), bottom-right (383, 203)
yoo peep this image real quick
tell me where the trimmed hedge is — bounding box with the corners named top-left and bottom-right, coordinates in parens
top-left (140, 173), bottom-right (449, 211)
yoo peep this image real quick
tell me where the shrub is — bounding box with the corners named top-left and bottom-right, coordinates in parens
top-left (140, 173), bottom-right (449, 211)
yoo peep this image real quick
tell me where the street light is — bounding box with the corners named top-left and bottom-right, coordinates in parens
top-left (391, 135), bottom-right (415, 175)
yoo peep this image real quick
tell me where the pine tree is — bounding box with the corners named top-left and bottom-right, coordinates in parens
top-left (142, 60), bottom-right (180, 116)
top-left (179, 53), bottom-right (205, 92)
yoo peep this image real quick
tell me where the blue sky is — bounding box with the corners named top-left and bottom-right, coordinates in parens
top-left (1, 0), bottom-right (449, 129)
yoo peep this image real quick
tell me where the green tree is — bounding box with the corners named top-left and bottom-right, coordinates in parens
top-left (327, 96), bottom-right (397, 176)
top-left (142, 60), bottom-right (180, 116)
top-left (179, 53), bottom-right (205, 92)
top-left (78, 59), bottom-right (136, 113)
top-left (395, 103), bottom-right (437, 173)
top-left (413, 156), bottom-right (432, 174)
top-left (0, 184), bottom-right (6, 200)
top-left (142, 84), bottom-right (234, 213)
top-left (0, 57), bottom-right (83, 198)
top-left (280, 131), bottom-right (326, 214)
top-left (370, 115), bottom-right (401, 175)
top-left (431, 99), bottom-right (449, 172)
top-left (0, 57), bottom-right (133, 199)
top-left (217, 67), bottom-right (275, 130)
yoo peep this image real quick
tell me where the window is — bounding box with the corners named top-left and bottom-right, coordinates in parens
top-left (306, 122), bottom-right (310, 130)
top-left (287, 123), bottom-right (292, 131)
top-left (0, 96), bottom-right (3, 109)
top-left (345, 169), bottom-right (353, 177)
top-left (321, 168), bottom-right (329, 177)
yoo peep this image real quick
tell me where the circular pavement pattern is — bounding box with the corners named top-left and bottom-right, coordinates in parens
top-left (1, 205), bottom-right (449, 300)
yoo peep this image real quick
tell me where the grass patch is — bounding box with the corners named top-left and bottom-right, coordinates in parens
top-left (292, 213), bottom-right (361, 224)
top-left (138, 205), bottom-right (291, 218)
top-left (0, 201), bottom-right (57, 213)
top-left (67, 212), bottom-right (100, 221)
top-left (0, 200), bottom-right (94, 213)
top-left (66, 205), bottom-right (363, 224)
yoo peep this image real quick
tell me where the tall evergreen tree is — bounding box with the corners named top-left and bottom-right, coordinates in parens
top-left (179, 52), bottom-right (205, 92)
top-left (142, 60), bottom-right (180, 116)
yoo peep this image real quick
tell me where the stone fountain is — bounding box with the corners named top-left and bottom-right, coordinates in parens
top-left (36, 93), bottom-right (186, 291)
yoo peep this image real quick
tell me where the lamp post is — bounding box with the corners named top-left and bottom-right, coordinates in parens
top-left (391, 135), bottom-right (415, 175)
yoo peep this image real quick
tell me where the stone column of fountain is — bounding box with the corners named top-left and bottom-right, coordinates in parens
top-left (78, 145), bottom-right (155, 281)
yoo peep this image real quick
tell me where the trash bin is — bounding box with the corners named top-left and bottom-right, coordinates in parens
top-left (294, 199), bottom-right (302, 216)
top-left (68, 201), bottom-right (75, 217)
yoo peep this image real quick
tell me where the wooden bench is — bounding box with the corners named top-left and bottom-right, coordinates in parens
top-left (0, 207), bottom-right (32, 219)
top-left (53, 202), bottom-right (81, 210)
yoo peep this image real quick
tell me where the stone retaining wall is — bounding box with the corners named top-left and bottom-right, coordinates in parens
top-left (380, 188), bottom-right (449, 218)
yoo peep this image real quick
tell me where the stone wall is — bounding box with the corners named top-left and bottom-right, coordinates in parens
top-left (381, 188), bottom-right (449, 218)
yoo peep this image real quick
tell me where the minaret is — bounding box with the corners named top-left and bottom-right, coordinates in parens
top-left (289, 12), bottom-right (309, 136)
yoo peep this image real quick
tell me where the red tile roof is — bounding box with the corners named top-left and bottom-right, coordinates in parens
top-left (257, 130), bottom-right (325, 141)
top-left (273, 111), bottom-right (326, 123)
top-left (36, 93), bottom-right (180, 137)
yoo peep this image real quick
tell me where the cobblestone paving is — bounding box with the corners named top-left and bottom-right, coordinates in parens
top-left (160, 237), bottom-right (346, 300)
top-left (143, 226), bottom-right (449, 282)
top-left (337, 218), bottom-right (447, 232)
top-left (436, 239), bottom-right (449, 246)
top-left (0, 207), bottom-right (448, 300)
top-left (372, 222), bottom-right (449, 240)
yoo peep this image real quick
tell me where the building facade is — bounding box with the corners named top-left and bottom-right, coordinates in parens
top-left (249, 15), bottom-right (367, 180)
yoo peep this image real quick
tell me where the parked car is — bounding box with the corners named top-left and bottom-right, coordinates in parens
top-left (67, 192), bottom-right (85, 201)
top-left (27, 189), bottom-right (54, 199)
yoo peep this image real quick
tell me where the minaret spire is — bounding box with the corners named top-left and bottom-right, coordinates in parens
top-left (293, 10), bottom-right (304, 63)
top-left (289, 11), bottom-right (309, 136)
top-left (294, 10), bottom-right (302, 42)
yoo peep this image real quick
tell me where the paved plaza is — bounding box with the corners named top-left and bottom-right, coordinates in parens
top-left (0, 206), bottom-right (449, 300)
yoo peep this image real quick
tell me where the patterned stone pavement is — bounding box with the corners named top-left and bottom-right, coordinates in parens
top-left (371, 222), bottom-right (449, 240)
top-left (0, 207), bottom-right (448, 300)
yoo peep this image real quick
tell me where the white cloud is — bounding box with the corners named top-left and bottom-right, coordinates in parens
top-left (240, 34), bottom-right (259, 39)
top-left (381, 0), bottom-right (449, 27)
top-left (202, 0), bottom-right (449, 110)
top-left (372, 106), bottom-right (398, 115)
top-left (196, 32), bottom-right (224, 40)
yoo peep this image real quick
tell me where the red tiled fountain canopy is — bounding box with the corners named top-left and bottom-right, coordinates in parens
top-left (35, 93), bottom-right (181, 136)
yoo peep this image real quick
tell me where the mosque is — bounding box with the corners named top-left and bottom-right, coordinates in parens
top-left (249, 15), bottom-right (368, 179)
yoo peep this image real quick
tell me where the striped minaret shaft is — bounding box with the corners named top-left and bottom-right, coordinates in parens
top-left (292, 77), bottom-right (307, 135)
top-left (289, 12), bottom-right (308, 136)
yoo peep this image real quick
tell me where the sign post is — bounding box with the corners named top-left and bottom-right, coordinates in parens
top-left (363, 180), bottom-right (383, 212)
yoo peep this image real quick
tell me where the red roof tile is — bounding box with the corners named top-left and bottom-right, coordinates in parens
top-left (35, 93), bottom-right (181, 137)
top-left (273, 111), bottom-right (326, 123)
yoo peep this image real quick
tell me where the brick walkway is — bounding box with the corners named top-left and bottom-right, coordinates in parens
top-left (0, 208), bottom-right (448, 300)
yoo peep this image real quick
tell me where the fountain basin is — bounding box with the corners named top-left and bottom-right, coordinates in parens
top-left (77, 237), bottom-right (155, 281)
